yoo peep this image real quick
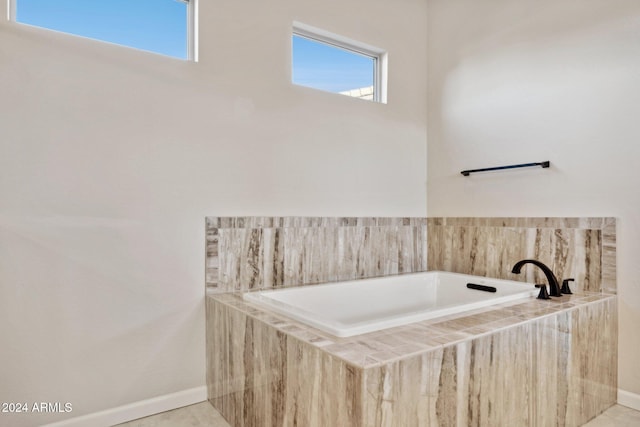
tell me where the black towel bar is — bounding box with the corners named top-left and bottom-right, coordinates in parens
top-left (461, 161), bottom-right (550, 176)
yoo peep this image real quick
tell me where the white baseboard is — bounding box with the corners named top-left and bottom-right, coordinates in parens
top-left (42, 386), bottom-right (207, 427)
top-left (618, 389), bottom-right (640, 411)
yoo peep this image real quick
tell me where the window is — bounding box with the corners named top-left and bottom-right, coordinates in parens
top-left (8, 0), bottom-right (198, 60)
top-left (292, 22), bottom-right (387, 103)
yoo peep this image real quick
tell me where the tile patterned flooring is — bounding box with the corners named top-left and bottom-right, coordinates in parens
top-left (583, 404), bottom-right (640, 427)
top-left (115, 402), bottom-right (230, 427)
top-left (116, 402), bottom-right (639, 427)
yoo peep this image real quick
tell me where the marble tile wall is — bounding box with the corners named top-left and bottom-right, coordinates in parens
top-left (207, 293), bottom-right (617, 426)
top-left (206, 217), bottom-right (428, 293)
top-left (206, 216), bottom-right (617, 426)
top-left (207, 297), bottom-right (363, 427)
top-left (427, 217), bottom-right (616, 293)
top-left (363, 298), bottom-right (617, 426)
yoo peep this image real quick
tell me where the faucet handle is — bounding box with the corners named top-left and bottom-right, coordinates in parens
top-left (535, 284), bottom-right (550, 300)
top-left (561, 278), bottom-right (574, 295)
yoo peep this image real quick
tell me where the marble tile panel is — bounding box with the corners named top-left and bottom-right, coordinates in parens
top-left (601, 218), bottom-right (617, 294)
top-left (206, 215), bottom-right (616, 426)
top-left (210, 291), bottom-right (612, 368)
top-left (207, 297), bottom-right (364, 427)
top-left (363, 350), bottom-right (444, 427)
top-left (359, 300), bottom-right (616, 427)
top-left (208, 289), bottom-right (616, 427)
top-left (566, 298), bottom-right (618, 426)
top-left (427, 217), bottom-right (616, 294)
top-left (206, 217), bottom-right (427, 293)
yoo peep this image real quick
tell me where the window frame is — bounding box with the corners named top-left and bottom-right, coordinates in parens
top-left (292, 21), bottom-right (387, 103)
top-left (7, 0), bottom-right (199, 61)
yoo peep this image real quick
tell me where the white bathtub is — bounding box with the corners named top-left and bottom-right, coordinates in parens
top-left (243, 271), bottom-right (538, 337)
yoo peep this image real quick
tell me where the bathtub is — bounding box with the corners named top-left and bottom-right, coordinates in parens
top-left (243, 271), bottom-right (538, 337)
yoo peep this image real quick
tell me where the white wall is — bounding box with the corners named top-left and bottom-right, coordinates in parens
top-left (427, 0), bottom-right (640, 398)
top-left (0, 0), bottom-right (428, 425)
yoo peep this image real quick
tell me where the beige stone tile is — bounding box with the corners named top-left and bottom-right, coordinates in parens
top-left (583, 404), bottom-right (640, 427)
top-left (207, 216), bottom-right (427, 293)
top-left (208, 291), bottom-right (616, 426)
top-left (427, 217), bottom-right (615, 294)
top-left (114, 402), bottom-right (230, 427)
top-left (113, 395), bottom-right (637, 427)
top-left (205, 216), bottom-right (617, 426)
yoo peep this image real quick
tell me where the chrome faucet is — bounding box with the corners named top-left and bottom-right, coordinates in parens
top-left (511, 259), bottom-right (563, 297)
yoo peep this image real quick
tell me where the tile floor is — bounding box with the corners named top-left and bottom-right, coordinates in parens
top-left (583, 404), bottom-right (640, 427)
top-left (116, 402), bottom-right (640, 427)
top-left (115, 402), bottom-right (230, 427)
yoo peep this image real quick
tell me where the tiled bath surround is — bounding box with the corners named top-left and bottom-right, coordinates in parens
top-left (208, 293), bottom-right (616, 426)
top-left (427, 217), bottom-right (616, 294)
top-left (206, 217), bottom-right (617, 426)
top-left (206, 217), bottom-right (428, 293)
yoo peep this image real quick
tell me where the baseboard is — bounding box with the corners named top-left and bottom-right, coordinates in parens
top-left (42, 386), bottom-right (207, 427)
top-left (618, 389), bottom-right (640, 411)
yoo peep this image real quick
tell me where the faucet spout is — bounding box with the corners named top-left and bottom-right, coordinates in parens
top-left (511, 259), bottom-right (562, 297)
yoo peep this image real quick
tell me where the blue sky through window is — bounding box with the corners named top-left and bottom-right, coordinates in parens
top-left (292, 35), bottom-right (375, 94)
top-left (14, 0), bottom-right (188, 59)
top-left (13, 2), bottom-right (376, 93)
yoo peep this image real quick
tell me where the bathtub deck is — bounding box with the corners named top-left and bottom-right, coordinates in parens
top-left (207, 290), bottom-right (617, 426)
top-left (209, 289), bottom-right (613, 368)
